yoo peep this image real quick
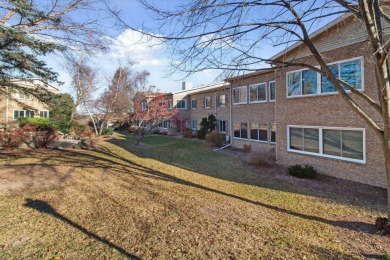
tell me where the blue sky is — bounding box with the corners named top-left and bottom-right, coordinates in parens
top-left (43, 0), bottom-right (342, 97)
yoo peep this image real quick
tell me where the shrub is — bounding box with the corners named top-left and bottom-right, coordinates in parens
top-left (151, 128), bottom-right (160, 135)
top-left (19, 117), bottom-right (52, 128)
top-left (70, 123), bottom-right (87, 135)
top-left (247, 148), bottom-right (276, 166)
top-left (102, 128), bottom-right (114, 136)
top-left (243, 144), bottom-right (252, 153)
top-left (383, 254), bottom-right (390, 260)
top-left (33, 126), bottom-right (60, 149)
top-left (134, 127), bottom-right (147, 136)
top-left (21, 123), bottom-right (39, 132)
top-left (0, 129), bottom-right (30, 150)
top-left (205, 131), bottom-right (225, 147)
top-left (375, 217), bottom-right (390, 236)
top-left (183, 128), bottom-right (194, 138)
top-left (288, 164), bottom-right (318, 179)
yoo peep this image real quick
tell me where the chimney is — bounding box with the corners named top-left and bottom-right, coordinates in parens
top-left (182, 82), bottom-right (192, 91)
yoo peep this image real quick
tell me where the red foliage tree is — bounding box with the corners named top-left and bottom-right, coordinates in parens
top-left (133, 89), bottom-right (177, 144)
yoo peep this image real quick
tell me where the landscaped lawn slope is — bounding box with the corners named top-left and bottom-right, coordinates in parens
top-left (0, 134), bottom-right (389, 259)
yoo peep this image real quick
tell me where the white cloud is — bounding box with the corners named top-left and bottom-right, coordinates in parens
top-left (108, 30), bottom-right (169, 67)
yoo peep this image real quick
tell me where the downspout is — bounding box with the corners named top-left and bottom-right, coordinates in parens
top-left (214, 83), bottom-right (233, 151)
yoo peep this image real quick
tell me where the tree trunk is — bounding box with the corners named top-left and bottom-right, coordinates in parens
top-left (381, 138), bottom-right (390, 219)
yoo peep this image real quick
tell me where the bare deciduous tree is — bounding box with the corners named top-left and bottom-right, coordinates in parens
top-left (67, 56), bottom-right (99, 135)
top-left (96, 66), bottom-right (150, 135)
top-left (133, 0), bottom-right (390, 220)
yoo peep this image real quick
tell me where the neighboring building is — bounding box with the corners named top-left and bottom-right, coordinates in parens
top-left (0, 79), bottom-right (59, 129)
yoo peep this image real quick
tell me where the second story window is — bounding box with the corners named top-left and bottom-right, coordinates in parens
top-left (191, 99), bottom-right (197, 109)
top-left (204, 96), bottom-right (211, 108)
top-left (217, 94), bottom-right (226, 107)
top-left (16, 89), bottom-right (31, 100)
top-left (232, 86), bottom-right (247, 104)
top-left (249, 83), bottom-right (267, 103)
top-left (141, 100), bottom-right (147, 111)
top-left (168, 100), bottom-right (173, 109)
top-left (176, 99), bottom-right (187, 109)
top-left (287, 57), bottom-right (363, 97)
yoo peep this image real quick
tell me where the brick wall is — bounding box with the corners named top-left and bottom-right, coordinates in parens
top-left (274, 40), bottom-right (386, 188)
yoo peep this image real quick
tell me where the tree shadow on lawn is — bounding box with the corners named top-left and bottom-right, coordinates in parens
top-left (51, 146), bottom-right (381, 236)
top-left (3, 147), bottom-right (380, 238)
top-left (23, 198), bottom-right (141, 260)
top-left (107, 137), bottom-right (387, 213)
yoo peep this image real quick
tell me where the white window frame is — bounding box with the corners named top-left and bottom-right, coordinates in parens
top-left (13, 110), bottom-right (35, 120)
top-left (176, 99), bottom-right (187, 109)
top-left (15, 89), bottom-right (32, 100)
top-left (191, 119), bottom-right (197, 130)
top-left (191, 99), bottom-right (197, 109)
top-left (204, 96), bottom-right (211, 108)
top-left (249, 123), bottom-right (268, 143)
top-left (233, 122), bottom-right (248, 140)
top-left (287, 125), bottom-right (366, 164)
top-left (249, 82), bottom-right (267, 103)
top-left (269, 81), bottom-right (276, 102)
top-left (219, 120), bottom-right (227, 133)
top-left (286, 57), bottom-right (364, 98)
top-left (218, 94), bottom-right (226, 107)
top-left (40, 110), bottom-right (49, 118)
top-left (168, 99), bottom-right (173, 110)
top-left (232, 86), bottom-right (247, 104)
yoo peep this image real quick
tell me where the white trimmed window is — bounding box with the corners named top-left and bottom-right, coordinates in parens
top-left (16, 89), bottom-right (31, 100)
top-left (269, 81), bottom-right (276, 101)
top-left (288, 126), bottom-right (365, 163)
top-left (287, 57), bottom-right (363, 97)
top-left (191, 99), bottom-right (197, 109)
top-left (191, 119), bottom-right (197, 130)
top-left (232, 86), bottom-right (247, 104)
top-left (219, 120), bottom-right (227, 133)
top-left (270, 123), bottom-right (276, 144)
top-left (204, 96), bottom-right (211, 108)
top-left (217, 94), bottom-right (226, 107)
top-left (40, 111), bottom-right (49, 118)
top-left (14, 110), bottom-right (34, 119)
top-left (233, 122), bottom-right (248, 139)
top-left (250, 123), bottom-right (268, 142)
top-left (176, 99), bottom-right (187, 109)
top-left (249, 83), bottom-right (267, 103)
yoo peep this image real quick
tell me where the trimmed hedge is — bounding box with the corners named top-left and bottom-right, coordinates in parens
top-left (288, 164), bottom-right (318, 179)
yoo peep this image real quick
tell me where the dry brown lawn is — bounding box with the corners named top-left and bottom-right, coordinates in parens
top-left (0, 134), bottom-right (389, 259)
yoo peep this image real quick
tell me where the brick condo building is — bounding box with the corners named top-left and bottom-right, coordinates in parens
top-left (135, 13), bottom-right (387, 188)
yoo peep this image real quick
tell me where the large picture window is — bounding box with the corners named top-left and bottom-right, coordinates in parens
top-left (233, 122), bottom-right (248, 139)
top-left (288, 126), bottom-right (365, 163)
top-left (249, 83), bottom-right (267, 102)
top-left (287, 57), bottom-right (363, 97)
top-left (232, 86), bottom-right (247, 104)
